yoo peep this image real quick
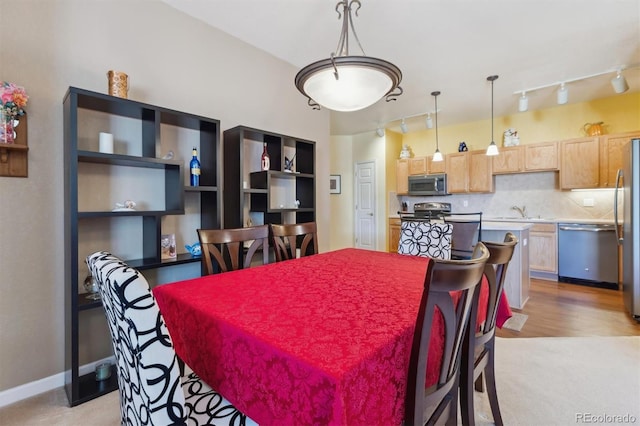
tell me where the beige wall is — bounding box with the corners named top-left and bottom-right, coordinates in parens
top-left (0, 0), bottom-right (330, 392)
top-left (329, 135), bottom-right (354, 249)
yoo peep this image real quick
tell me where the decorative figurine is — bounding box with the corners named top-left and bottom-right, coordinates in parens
top-left (458, 142), bottom-right (468, 152)
top-left (112, 200), bottom-right (136, 212)
top-left (284, 154), bottom-right (296, 172)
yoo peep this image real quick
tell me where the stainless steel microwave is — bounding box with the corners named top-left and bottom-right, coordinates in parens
top-left (408, 173), bottom-right (449, 196)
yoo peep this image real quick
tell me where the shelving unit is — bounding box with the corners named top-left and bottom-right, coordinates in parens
top-left (223, 126), bottom-right (315, 228)
top-left (63, 87), bottom-right (221, 406)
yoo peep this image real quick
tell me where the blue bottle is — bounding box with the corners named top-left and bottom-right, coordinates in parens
top-left (190, 147), bottom-right (201, 186)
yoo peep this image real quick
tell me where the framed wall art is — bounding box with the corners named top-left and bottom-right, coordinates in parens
top-left (329, 174), bottom-right (341, 194)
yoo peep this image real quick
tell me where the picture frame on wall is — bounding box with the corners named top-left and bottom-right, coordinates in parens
top-left (330, 174), bottom-right (341, 194)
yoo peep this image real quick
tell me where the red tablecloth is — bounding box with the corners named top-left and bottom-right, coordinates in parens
top-left (153, 248), bottom-right (512, 426)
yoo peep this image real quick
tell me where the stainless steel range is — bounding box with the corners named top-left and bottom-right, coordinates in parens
top-left (412, 202), bottom-right (451, 219)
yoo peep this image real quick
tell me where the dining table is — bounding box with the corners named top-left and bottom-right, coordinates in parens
top-left (153, 248), bottom-right (512, 426)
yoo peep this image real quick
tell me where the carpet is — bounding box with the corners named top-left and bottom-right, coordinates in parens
top-left (502, 312), bottom-right (528, 331)
top-left (471, 336), bottom-right (640, 425)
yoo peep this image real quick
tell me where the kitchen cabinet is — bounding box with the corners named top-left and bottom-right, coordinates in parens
top-left (560, 137), bottom-right (599, 189)
top-left (388, 217), bottom-right (401, 252)
top-left (409, 156), bottom-right (428, 175)
top-left (396, 159), bottom-right (409, 195)
top-left (468, 150), bottom-right (494, 192)
top-left (524, 141), bottom-right (559, 171)
top-left (223, 126), bottom-right (315, 229)
top-left (529, 222), bottom-right (558, 280)
top-left (445, 150), bottom-right (493, 193)
top-left (599, 131), bottom-right (640, 188)
top-left (63, 87), bottom-right (221, 405)
top-left (427, 155), bottom-right (446, 174)
top-left (446, 152), bottom-right (468, 193)
top-left (492, 146), bottom-right (523, 174)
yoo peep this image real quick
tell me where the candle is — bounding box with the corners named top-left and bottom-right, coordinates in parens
top-left (99, 132), bottom-right (114, 154)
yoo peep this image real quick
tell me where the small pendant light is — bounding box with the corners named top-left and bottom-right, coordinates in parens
top-left (486, 75), bottom-right (499, 156)
top-left (431, 91), bottom-right (443, 162)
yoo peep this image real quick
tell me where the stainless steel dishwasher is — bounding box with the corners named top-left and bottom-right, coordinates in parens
top-left (558, 223), bottom-right (618, 289)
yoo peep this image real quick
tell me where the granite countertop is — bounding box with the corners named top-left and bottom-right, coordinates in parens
top-left (483, 221), bottom-right (533, 231)
top-left (390, 215), bottom-right (615, 225)
top-left (483, 217), bottom-right (615, 225)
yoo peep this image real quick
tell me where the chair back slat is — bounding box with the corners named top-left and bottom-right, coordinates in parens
top-left (198, 225), bottom-right (270, 275)
top-left (270, 222), bottom-right (318, 261)
top-left (405, 243), bottom-right (489, 426)
top-left (442, 212), bottom-right (483, 260)
top-left (478, 232), bottom-right (518, 339)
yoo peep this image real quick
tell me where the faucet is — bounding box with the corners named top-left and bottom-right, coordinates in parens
top-left (511, 205), bottom-right (527, 218)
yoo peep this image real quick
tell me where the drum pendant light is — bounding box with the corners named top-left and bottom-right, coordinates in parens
top-left (294, 0), bottom-right (403, 111)
top-left (486, 75), bottom-right (499, 156)
top-left (431, 91), bottom-right (443, 162)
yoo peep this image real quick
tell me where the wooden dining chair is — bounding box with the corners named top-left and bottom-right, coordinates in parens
top-left (460, 232), bottom-right (518, 426)
top-left (405, 242), bottom-right (490, 426)
top-left (85, 251), bottom-right (256, 426)
top-left (197, 225), bottom-right (269, 275)
top-left (270, 222), bottom-right (318, 261)
top-left (442, 212), bottom-right (483, 260)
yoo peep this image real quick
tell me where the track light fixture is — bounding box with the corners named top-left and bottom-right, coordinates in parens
top-left (518, 92), bottom-right (528, 112)
top-left (425, 113), bottom-right (433, 129)
top-left (294, 0), bottom-right (403, 111)
top-left (486, 75), bottom-right (499, 157)
top-left (557, 83), bottom-right (568, 105)
top-left (611, 70), bottom-right (629, 94)
top-left (513, 63), bottom-right (638, 111)
top-left (376, 127), bottom-right (385, 137)
top-left (431, 91), bottom-right (443, 162)
top-left (400, 119), bottom-right (408, 134)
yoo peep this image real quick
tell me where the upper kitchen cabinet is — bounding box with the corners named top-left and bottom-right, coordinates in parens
top-left (396, 159), bottom-right (409, 195)
top-left (427, 155), bottom-right (446, 174)
top-left (445, 150), bottom-right (493, 193)
top-left (492, 146), bottom-right (524, 174)
top-left (468, 150), bottom-right (493, 192)
top-left (524, 141), bottom-right (559, 172)
top-left (446, 152), bottom-right (468, 193)
top-left (408, 156), bottom-right (428, 175)
top-left (599, 131), bottom-right (640, 188)
top-left (223, 126), bottom-right (315, 229)
top-left (560, 137), bottom-right (600, 189)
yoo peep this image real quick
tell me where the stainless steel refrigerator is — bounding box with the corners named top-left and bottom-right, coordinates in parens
top-left (616, 138), bottom-right (640, 321)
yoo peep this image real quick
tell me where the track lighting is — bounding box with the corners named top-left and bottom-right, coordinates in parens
top-left (611, 70), bottom-right (629, 94)
top-left (425, 113), bottom-right (433, 129)
top-left (518, 92), bottom-right (528, 112)
top-left (400, 119), bottom-right (408, 134)
top-left (557, 83), bottom-right (568, 105)
top-left (376, 127), bottom-right (385, 137)
top-left (486, 75), bottom-right (499, 157)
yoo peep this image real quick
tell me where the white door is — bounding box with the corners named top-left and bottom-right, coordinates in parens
top-left (355, 161), bottom-right (376, 250)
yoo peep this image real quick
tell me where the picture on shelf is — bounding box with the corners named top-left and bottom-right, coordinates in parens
top-left (330, 175), bottom-right (341, 194)
top-left (161, 234), bottom-right (177, 259)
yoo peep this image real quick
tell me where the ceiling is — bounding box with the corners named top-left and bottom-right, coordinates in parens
top-left (162, 0), bottom-right (640, 136)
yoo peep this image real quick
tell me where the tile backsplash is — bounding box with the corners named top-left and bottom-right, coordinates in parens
top-left (396, 172), bottom-right (617, 220)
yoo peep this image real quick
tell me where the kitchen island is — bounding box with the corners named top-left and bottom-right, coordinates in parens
top-left (483, 221), bottom-right (532, 309)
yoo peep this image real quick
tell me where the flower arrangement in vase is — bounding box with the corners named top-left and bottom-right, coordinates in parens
top-left (0, 81), bottom-right (29, 144)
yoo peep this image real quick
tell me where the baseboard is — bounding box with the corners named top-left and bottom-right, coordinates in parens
top-left (0, 355), bottom-right (115, 409)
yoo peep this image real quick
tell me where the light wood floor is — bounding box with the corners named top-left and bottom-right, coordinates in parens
top-left (497, 278), bottom-right (640, 338)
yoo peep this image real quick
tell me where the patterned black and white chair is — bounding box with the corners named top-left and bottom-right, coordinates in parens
top-left (86, 251), bottom-right (257, 426)
top-left (397, 219), bottom-right (453, 260)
